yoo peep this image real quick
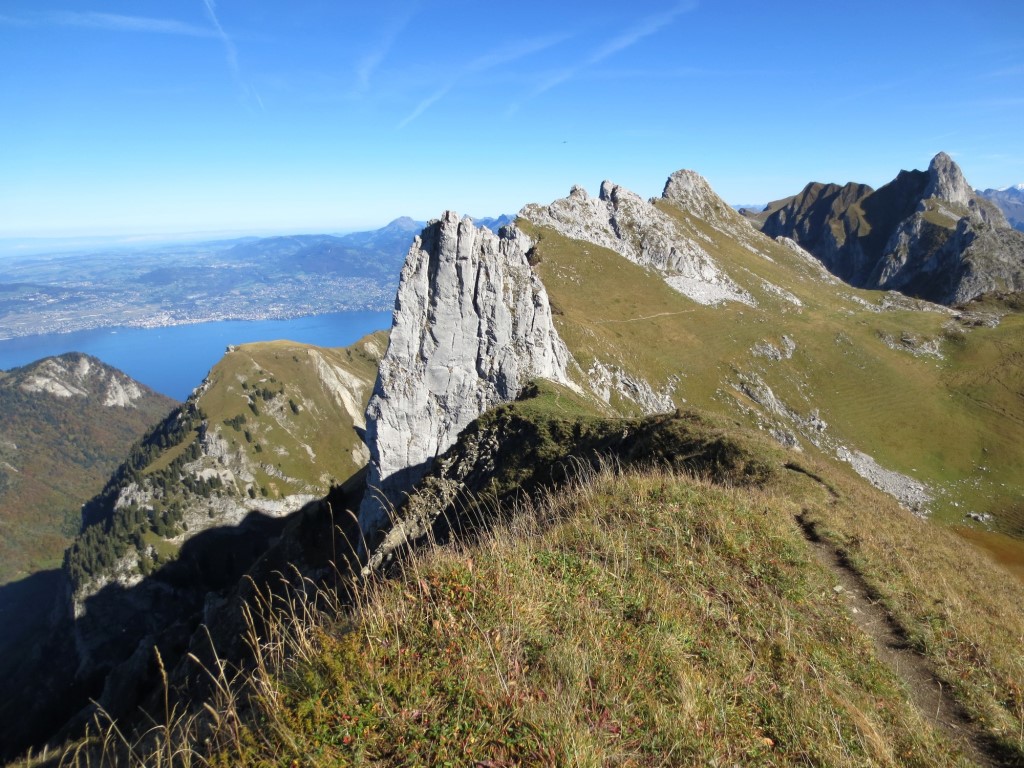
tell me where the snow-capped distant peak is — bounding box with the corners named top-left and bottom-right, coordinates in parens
top-left (998, 183), bottom-right (1024, 192)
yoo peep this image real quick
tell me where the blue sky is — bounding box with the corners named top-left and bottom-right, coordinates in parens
top-left (1, 1), bottom-right (1022, 238)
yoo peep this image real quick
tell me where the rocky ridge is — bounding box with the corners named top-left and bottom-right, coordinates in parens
top-left (15, 354), bottom-right (146, 407)
top-left (358, 163), bottom-right (1018, 544)
top-left (520, 174), bottom-right (757, 307)
top-left (753, 152), bottom-right (1024, 304)
top-left (357, 179), bottom-right (769, 540)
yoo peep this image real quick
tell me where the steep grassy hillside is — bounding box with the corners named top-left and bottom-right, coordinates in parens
top-left (0, 354), bottom-right (175, 584)
top-left (517, 188), bottom-right (1024, 574)
top-left (28, 391), bottom-right (1024, 766)
top-left (65, 332), bottom-right (386, 592)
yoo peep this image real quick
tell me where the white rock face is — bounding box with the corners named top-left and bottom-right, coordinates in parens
top-left (837, 447), bottom-right (933, 516)
top-left (308, 349), bottom-right (367, 428)
top-left (104, 376), bottom-right (144, 407)
top-left (924, 152), bottom-right (974, 206)
top-left (19, 354), bottom-right (144, 407)
top-left (586, 360), bottom-right (676, 413)
top-left (21, 372), bottom-right (88, 399)
top-left (520, 177), bottom-right (754, 307)
top-left (359, 212), bottom-right (575, 534)
top-left (662, 169), bottom-right (737, 223)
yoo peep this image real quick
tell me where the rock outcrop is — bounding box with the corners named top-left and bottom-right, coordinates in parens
top-left (520, 173), bottom-right (755, 306)
top-left (923, 151), bottom-right (975, 207)
top-left (359, 213), bottom-right (574, 536)
top-left (662, 168), bottom-right (742, 224)
top-left (753, 152), bottom-right (1024, 305)
top-left (16, 354), bottom-right (146, 407)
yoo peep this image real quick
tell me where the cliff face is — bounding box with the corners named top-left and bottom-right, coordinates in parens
top-left (756, 152), bottom-right (1024, 304)
top-left (359, 213), bottom-right (574, 536)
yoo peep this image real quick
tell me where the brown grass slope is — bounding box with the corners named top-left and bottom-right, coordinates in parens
top-left (19, 392), bottom-right (1024, 767)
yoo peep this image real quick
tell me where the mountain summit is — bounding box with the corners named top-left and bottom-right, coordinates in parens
top-left (747, 152), bottom-right (1024, 304)
top-left (923, 151), bottom-right (974, 206)
top-left (0, 353), bottom-right (175, 585)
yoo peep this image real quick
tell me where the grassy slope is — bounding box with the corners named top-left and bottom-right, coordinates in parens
top-left (519, 199), bottom-right (1024, 568)
top-left (157, 332), bottom-right (383, 502)
top-left (193, 334), bottom-right (385, 500)
top-left (54, 391), bottom-right (1021, 767)
top-left (252, 477), bottom-right (975, 767)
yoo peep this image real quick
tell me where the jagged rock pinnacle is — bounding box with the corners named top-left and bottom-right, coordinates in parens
top-left (924, 152), bottom-right (973, 206)
top-left (358, 213), bottom-right (574, 537)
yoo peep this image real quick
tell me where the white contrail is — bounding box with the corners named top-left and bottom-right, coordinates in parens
top-left (201, 0), bottom-right (263, 109)
top-left (508, 1), bottom-right (697, 114)
top-left (357, 5), bottom-right (418, 93)
top-left (398, 33), bottom-right (567, 128)
top-left (4, 11), bottom-right (217, 37)
top-left (201, 0), bottom-right (239, 76)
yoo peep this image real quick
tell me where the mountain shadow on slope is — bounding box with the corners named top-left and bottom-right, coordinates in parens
top-left (0, 504), bottom-right (314, 761)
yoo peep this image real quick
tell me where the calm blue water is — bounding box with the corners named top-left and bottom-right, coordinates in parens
top-left (0, 311), bottom-right (393, 400)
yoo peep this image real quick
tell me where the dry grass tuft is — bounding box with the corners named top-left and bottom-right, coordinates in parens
top-left (15, 459), bottom-right (1023, 767)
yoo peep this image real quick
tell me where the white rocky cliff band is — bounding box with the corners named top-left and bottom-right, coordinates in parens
top-left (358, 213), bottom-right (574, 536)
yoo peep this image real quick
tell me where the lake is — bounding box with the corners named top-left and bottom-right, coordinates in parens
top-left (0, 311), bottom-right (393, 400)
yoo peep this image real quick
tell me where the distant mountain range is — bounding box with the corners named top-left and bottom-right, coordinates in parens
top-left (977, 184), bottom-right (1024, 231)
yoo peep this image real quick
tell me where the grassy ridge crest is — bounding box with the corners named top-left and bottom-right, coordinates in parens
top-left (22, 393), bottom-right (1024, 767)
